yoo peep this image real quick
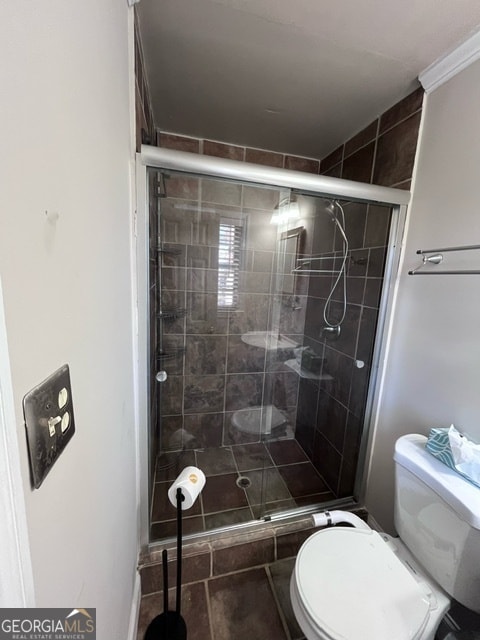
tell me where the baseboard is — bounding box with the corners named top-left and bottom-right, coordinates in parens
top-left (366, 514), bottom-right (383, 532)
top-left (127, 571), bottom-right (142, 640)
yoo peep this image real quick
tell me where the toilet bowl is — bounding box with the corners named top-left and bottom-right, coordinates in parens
top-left (290, 435), bottom-right (480, 640)
top-left (290, 525), bottom-right (449, 640)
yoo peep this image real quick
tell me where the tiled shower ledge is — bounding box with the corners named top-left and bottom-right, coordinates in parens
top-left (139, 507), bottom-right (367, 593)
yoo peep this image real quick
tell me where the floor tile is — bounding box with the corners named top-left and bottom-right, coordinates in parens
top-left (138, 581), bottom-right (212, 640)
top-left (267, 439), bottom-right (309, 465)
top-left (256, 497), bottom-right (297, 518)
top-left (151, 515), bottom-right (204, 539)
top-left (155, 450), bottom-right (196, 483)
top-left (202, 473), bottom-right (249, 513)
top-left (268, 558), bottom-right (305, 640)
top-left (208, 568), bottom-right (288, 640)
top-left (295, 492), bottom-right (335, 507)
top-left (278, 462), bottom-right (328, 497)
top-left (244, 467), bottom-right (291, 506)
top-left (231, 442), bottom-right (274, 471)
top-left (152, 481), bottom-right (202, 521)
top-left (195, 446), bottom-right (237, 475)
top-left (151, 441), bottom-right (337, 543)
top-left (205, 507), bottom-right (253, 529)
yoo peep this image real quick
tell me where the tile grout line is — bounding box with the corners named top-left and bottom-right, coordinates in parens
top-left (265, 564), bottom-right (293, 640)
top-left (203, 579), bottom-right (215, 640)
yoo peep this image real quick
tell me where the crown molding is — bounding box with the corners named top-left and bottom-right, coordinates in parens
top-left (419, 29), bottom-right (480, 93)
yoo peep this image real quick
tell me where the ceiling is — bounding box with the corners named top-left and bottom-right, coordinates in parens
top-left (136, 0), bottom-right (480, 160)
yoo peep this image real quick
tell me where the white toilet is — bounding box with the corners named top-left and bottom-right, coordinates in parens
top-left (290, 433), bottom-right (480, 640)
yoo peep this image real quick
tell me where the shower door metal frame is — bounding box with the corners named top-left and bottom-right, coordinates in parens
top-left (135, 146), bottom-right (410, 549)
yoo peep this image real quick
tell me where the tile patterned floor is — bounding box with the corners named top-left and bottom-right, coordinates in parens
top-left (137, 557), bottom-right (303, 640)
top-left (151, 439), bottom-right (335, 540)
top-left (137, 556), bottom-right (480, 640)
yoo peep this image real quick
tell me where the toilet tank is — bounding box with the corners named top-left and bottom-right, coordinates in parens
top-left (394, 433), bottom-right (480, 613)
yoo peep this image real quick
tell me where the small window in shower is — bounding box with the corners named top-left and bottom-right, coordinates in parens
top-left (217, 218), bottom-right (244, 309)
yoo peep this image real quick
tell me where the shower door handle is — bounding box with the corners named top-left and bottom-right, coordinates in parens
top-left (155, 371), bottom-right (168, 383)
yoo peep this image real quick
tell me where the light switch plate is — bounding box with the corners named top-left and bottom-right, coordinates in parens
top-left (23, 364), bottom-right (75, 489)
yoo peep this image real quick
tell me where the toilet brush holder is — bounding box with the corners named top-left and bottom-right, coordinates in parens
top-left (144, 488), bottom-right (187, 640)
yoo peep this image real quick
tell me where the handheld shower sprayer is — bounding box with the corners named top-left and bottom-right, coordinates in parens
top-left (322, 200), bottom-right (349, 336)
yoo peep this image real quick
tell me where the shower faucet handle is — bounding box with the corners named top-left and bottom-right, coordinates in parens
top-left (322, 326), bottom-right (341, 338)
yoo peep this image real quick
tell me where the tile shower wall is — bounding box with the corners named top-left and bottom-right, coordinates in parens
top-left (158, 175), bottom-right (302, 452)
top-left (150, 87), bottom-right (423, 501)
top-left (134, 10), bottom-right (155, 151)
top-left (320, 87), bottom-right (424, 189)
top-left (296, 87), bottom-right (424, 498)
top-left (295, 199), bottom-right (393, 498)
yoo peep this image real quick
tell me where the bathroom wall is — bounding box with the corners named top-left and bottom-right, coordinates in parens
top-left (134, 9), bottom-right (156, 151)
top-left (0, 2), bottom-right (138, 638)
top-left (367, 59), bottom-right (480, 532)
top-left (320, 87), bottom-right (424, 190)
top-left (295, 198), bottom-right (393, 498)
top-left (294, 87), bottom-right (424, 499)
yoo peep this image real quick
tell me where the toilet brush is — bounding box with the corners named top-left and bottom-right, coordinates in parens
top-left (144, 488), bottom-right (187, 640)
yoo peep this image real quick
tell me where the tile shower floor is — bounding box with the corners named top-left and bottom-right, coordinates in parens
top-left (151, 439), bottom-right (335, 540)
top-left (137, 557), bottom-right (304, 640)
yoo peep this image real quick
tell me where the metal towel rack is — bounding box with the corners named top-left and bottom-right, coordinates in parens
top-left (408, 244), bottom-right (480, 275)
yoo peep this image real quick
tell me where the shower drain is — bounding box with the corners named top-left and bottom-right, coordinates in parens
top-left (236, 475), bottom-right (251, 489)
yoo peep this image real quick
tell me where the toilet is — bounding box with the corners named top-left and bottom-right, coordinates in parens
top-left (290, 434), bottom-right (480, 640)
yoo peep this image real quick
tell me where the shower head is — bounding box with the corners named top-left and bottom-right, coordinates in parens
top-left (324, 200), bottom-right (338, 220)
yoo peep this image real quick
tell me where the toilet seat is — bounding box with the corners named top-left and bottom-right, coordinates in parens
top-left (292, 527), bottom-right (432, 640)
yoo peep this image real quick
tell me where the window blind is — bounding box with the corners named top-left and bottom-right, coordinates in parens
top-left (218, 220), bottom-right (244, 309)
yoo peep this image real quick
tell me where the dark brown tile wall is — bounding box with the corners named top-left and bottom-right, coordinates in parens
top-left (296, 198), bottom-right (394, 499)
top-left (139, 520), bottom-right (313, 596)
top-left (139, 508), bottom-right (368, 596)
top-left (296, 87), bottom-right (424, 498)
top-left (147, 88), bottom-right (423, 525)
top-left (134, 11), bottom-right (155, 151)
top-left (157, 130), bottom-right (322, 172)
top-left (320, 87), bottom-right (424, 190)
top-left (156, 173), bottom-right (302, 453)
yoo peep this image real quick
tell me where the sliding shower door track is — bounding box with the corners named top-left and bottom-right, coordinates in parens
top-left (146, 497), bottom-right (358, 552)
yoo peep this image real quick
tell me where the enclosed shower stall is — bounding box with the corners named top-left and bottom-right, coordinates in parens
top-left (137, 146), bottom-right (408, 544)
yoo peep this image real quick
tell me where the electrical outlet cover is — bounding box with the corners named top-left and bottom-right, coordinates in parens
top-left (23, 364), bottom-right (75, 489)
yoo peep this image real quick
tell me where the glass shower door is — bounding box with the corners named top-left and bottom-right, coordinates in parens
top-left (146, 166), bottom-right (394, 539)
top-left (148, 168), bottom-right (299, 539)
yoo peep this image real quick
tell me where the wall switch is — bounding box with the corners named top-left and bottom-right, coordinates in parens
top-left (23, 364), bottom-right (75, 489)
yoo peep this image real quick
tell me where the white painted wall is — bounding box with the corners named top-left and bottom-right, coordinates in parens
top-left (0, 280), bottom-right (35, 607)
top-left (0, 2), bottom-right (138, 638)
top-left (366, 58), bottom-right (480, 532)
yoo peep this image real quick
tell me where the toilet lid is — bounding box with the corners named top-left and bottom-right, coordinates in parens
top-left (295, 528), bottom-right (431, 640)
